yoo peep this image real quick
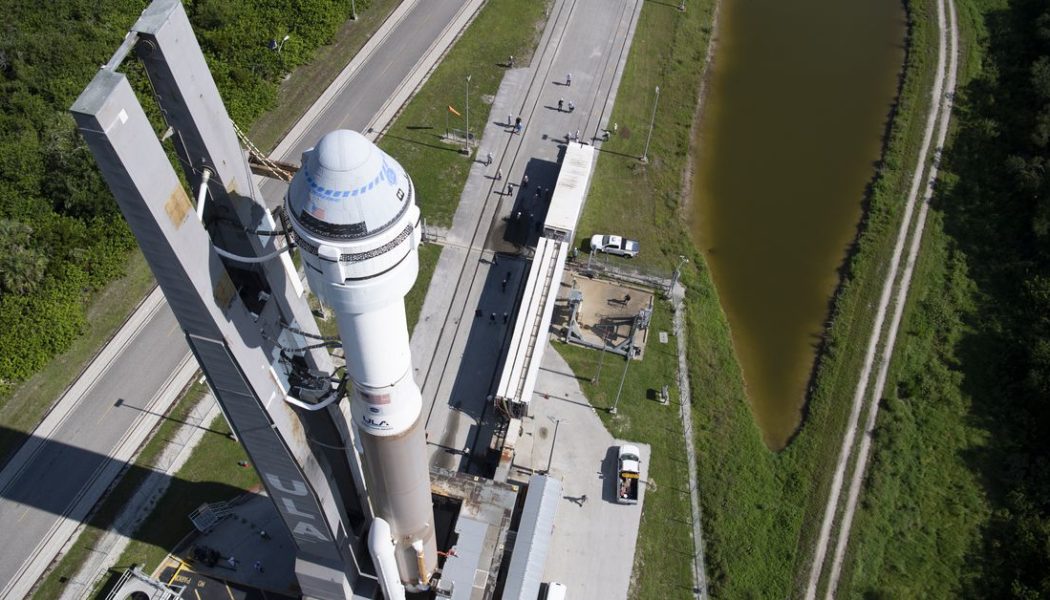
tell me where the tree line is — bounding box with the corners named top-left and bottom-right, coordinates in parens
top-left (938, 0), bottom-right (1050, 594)
top-left (0, 0), bottom-right (367, 395)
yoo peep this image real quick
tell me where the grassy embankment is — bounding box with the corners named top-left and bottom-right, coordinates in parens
top-left (840, 0), bottom-right (1050, 595)
top-left (377, 0), bottom-right (549, 227)
top-left (560, 0), bottom-right (967, 597)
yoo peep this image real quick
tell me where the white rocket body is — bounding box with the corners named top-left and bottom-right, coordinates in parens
top-left (285, 130), bottom-right (436, 590)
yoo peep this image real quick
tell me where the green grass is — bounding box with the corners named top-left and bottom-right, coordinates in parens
top-left (553, 302), bottom-right (694, 599)
top-left (31, 379), bottom-right (210, 600)
top-left (0, 251), bottom-right (155, 461)
top-left (248, 0), bottom-right (402, 152)
top-left (834, 0), bottom-right (1025, 595)
top-left (407, 242), bottom-right (442, 334)
top-left (378, 0), bottom-right (550, 227)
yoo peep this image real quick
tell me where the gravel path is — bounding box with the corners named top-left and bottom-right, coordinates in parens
top-left (803, 0), bottom-right (960, 596)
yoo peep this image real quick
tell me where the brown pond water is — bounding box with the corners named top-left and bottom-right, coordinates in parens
top-left (689, 0), bottom-right (906, 449)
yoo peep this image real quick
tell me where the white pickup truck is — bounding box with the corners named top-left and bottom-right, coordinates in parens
top-left (617, 445), bottom-right (641, 504)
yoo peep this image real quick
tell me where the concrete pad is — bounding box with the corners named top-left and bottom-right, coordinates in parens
top-left (156, 492), bottom-right (299, 597)
top-left (508, 342), bottom-right (648, 600)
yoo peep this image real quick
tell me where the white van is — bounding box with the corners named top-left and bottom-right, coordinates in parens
top-left (545, 582), bottom-right (567, 600)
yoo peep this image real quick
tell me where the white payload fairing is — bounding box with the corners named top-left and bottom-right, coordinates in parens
top-left (284, 130), bottom-right (436, 593)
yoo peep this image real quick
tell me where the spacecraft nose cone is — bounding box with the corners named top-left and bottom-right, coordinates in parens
top-left (286, 129), bottom-right (413, 240)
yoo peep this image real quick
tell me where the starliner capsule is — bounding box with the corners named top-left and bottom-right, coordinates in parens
top-left (284, 130), bottom-right (436, 595)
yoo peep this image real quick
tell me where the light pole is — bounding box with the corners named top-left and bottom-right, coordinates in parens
top-left (609, 349), bottom-right (633, 415)
top-left (640, 85), bottom-right (660, 163)
top-left (593, 324), bottom-right (608, 384)
top-left (464, 74), bottom-right (472, 153)
top-left (351, 0), bottom-right (357, 19)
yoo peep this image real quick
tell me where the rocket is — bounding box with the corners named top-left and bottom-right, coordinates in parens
top-left (284, 130), bottom-right (436, 594)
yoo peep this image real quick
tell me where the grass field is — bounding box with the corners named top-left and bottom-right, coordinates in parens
top-left (835, 0), bottom-right (1028, 595)
top-left (378, 0), bottom-right (550, 227)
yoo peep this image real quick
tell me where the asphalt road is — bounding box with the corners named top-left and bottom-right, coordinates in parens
top-left (0, 295), bottom-right (193, 598)
top-left (0, 1), bottom-right (478, 596)
top-left (259, 0), bottom-right (468, 208)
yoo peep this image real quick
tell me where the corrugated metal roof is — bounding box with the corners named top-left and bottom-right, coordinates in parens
top-left (501, 475), bottom-right (562, 600)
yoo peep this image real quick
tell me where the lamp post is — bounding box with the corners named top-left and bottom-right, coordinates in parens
top-left (609, 349), bottom-right (633, 415)
top-left (464, 74), bottom-right (472, 153)
top-left (351, 0), bottom-right (357, 19)
top-left (640, 85), bottom-right (660, 163)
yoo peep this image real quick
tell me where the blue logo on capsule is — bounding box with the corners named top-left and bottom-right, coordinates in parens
top-left (382, 159), bottom-right (397, 186)
top-left (368, 407), bottom-right (380, 414)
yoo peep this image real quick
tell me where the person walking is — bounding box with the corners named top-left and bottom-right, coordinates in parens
top-left (496, 168), bottom-right (503, 181)
top-left (566, 72), bottom-right (572, 86)
top-left (253, 560), bottom-right (264, 573)
top-left (227, 556), bottom-right (239, 569)
top-left (502, 312), bottom-right (509, 323)
top-left (567, 100), bottom-right (575, 112)
top-left (574, 129), bottom-right (580, 141)
top-left (522, 174), bottom-right (529, 188)
top-left (485, 151), bottom-right (493, 166)
top-left (558, 98), bottom-right (564, 111)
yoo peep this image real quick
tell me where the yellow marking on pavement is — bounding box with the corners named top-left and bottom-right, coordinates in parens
top-left (168, 559), bottom-right (186, 584)
top-left (168, 321), bottom-right (180, 337)
top-left (194, 589), bottom-right (203, 600)
top-left (16, 507), bottom-right (30, 522)
top-left (225, 581), bottom-right (236, 600)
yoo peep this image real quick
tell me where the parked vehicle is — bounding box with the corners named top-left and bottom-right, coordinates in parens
top-left (590, 234), bottom-right (640, 258)
top-left (617, 444), bottom-right (641, 504)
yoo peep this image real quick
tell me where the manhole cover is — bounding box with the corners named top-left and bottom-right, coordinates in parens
top-left (659, 331), bottom-right (668, 344)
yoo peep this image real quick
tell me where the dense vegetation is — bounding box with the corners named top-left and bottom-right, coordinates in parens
top-left (842, 0), bottom-right (1050, 595)
top-left (0, 0), bottom-right (372, 398)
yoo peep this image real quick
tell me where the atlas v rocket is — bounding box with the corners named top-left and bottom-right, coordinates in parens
top-left (70, 0), bottom-right (436, 597)
top-left (284, 130), bottom-right (437, 591)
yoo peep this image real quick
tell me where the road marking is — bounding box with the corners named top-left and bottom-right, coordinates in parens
top-left (224, 581), bottom-right (236, 600)
top-left (16, 506), bottom-right (30, 523)
top-left (167, 321), bottom-right (180, 337)
top-left (96, 403), bottom-right (114, 424)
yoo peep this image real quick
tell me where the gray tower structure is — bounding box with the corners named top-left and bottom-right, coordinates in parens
top-left (71, 1), bottom-right (375, 597)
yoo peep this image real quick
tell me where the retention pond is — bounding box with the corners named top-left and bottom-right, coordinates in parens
top-left (689, 0), bottom-right (906, 448)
